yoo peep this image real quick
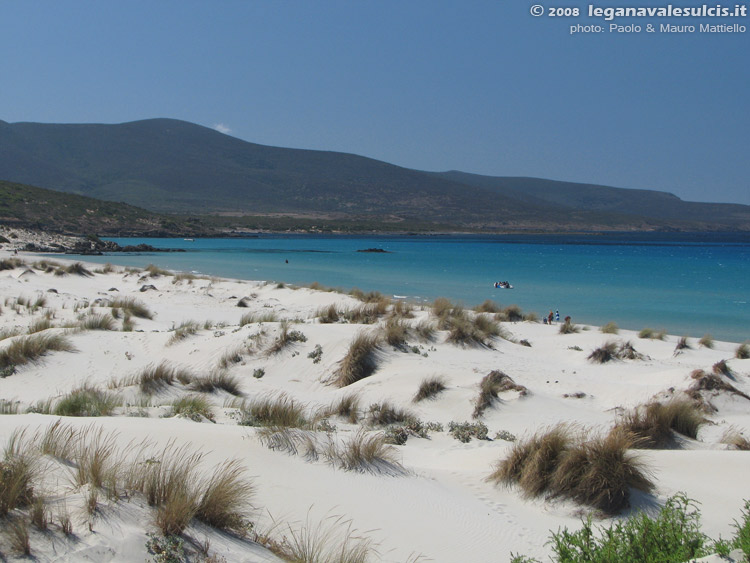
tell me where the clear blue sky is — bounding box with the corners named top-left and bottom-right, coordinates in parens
top-left (1, 0), bottom-right (748, 204)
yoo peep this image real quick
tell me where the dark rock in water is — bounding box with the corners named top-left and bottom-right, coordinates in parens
top-left (356, 248), bottom-right (391, 253)
top-left (139, 284), bottom-right (157, 292)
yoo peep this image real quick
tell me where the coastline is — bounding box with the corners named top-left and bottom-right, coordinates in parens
top-left (1, 246), bottom-right (749, 561)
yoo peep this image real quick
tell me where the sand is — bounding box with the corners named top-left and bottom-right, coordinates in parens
top-left (0, 247), bottom-right (748, 562)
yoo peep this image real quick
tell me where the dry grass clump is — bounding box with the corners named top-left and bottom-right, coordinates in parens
top-left (698, 334), bottom-right (714, 349)
top-left (0, 399), bottom-right (20, 414)
top-left (390, 299), bottom-right (414, 319)
top-left (37, 419), bottom-right (78, 461)
top-left (0, 430), bottom-right (37, 516)
top-left (613, 399), bottom-right (706, 448)
top-left (190, 371), bottom-right (243, 396)
top-left (473, 370), bottom-right (527, 419)
top-left (413, 319), bottom-right (436, 342)
top-left (494, 304), bottom-right (526, 322)
top-left (269, 513), bottom-right (377, 563)
top-left (331, 431), bottom-right (404, 474)
top-left (0, 333), bottom-right (75, 371)
top-left (194, 459), bottom-right (254, 533)
top-left (0, 327), bottom-right (21, 342)
top-left (27, 317), bottom-right (54, 334)
top-left (267, 321), bottom-right (307, 354)
top-left (144, 264), bottom-right (172, 277)
top-left (332, 331), bottom-right (381, 387)
top-left (432, 297), bottom-right (462, 320)
top-left (171, 394), bottom-right (214, 422)
top-left (588, 340), bottom-right (645, 363)
top-left (488, 425), bottom-right (653, 514)
top-left (367, 401), bottom-right (416, 427)
top-left (65, 262), bottom-right (93, 277)
top-left (674, 336), bottom-right (692, 353)
top-left (217, 346), bottom-right (247, 369)
top-left (167, 320), bottom-right (200, 345)
top-left (0, 257), bottom-right (26, 271)
top-left (326, 393), bottom-right (361, 424)
top-left (341, 302), bottom-right (386, 324)
top-left (688, 369), bottom-right (750, 402)
top-left (128, 362), bottom-right (194, 395)
top-left (488, 424), bottom-right (574, 498)
top-left (413, 376), bottom-right (447, 403)
top-left (721, 427), bottom-right (750, 450)
top-left (71, 426), bottom-right (120, 490)
top-left (109, 297), bottom-right (153, 319)
top-left (382, 318), bottom-right (409, 349)
top-left (7, 517), bottom-right (31, 555)
top-left (237, 394), bottom-right (308, 428)
top-left (736, 342), bottom-right (750, 359)
top-left (53, 386), bottom-right (118, 417)
top-left (558, 319), bottom-right (580, 334)
top-left (588, 341), bottom-right (619, 364)
top-left (639, 327), bottom-right (666, 340)
top-left (474, 300), bottom-right (502, 314)
top-left (712, 359), bottom-right (733, 377)
top-left (443, 311), bottom-right (500, 348)
top-left (600, 321), bottom-right (620, 334)
top-left (316, 303), bottom-right (340, 324)
top-left (79, 313), bottom-right (117, 331)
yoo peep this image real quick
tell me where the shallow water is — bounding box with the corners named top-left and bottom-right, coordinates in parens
top-left (68, 233), bottom-right (750, 342)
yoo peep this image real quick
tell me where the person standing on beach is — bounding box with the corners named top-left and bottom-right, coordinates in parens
top-left (548, 310), bottom-right (554, 325)
top-left (555, 310), bottom-right (560, 322)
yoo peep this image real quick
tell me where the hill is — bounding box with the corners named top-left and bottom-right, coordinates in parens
top-left (1, 118), bottom-right (748, 231)
top-left (0, 180), bottom-right (210, 236)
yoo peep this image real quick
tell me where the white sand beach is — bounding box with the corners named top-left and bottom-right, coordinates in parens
top-left (0, 246), bottom-right (749, 562)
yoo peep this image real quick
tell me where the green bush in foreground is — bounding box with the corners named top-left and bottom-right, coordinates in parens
top-left (511, 493), bottom-right (750, 563)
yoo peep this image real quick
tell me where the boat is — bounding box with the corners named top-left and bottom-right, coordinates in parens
top-left (493, 281), bottom-right (513, 289)
top-left (183, 238), bottom-right (194, 242)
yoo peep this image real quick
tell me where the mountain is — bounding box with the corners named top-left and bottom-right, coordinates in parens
top-left (1, 118), bottom-right (748, 232)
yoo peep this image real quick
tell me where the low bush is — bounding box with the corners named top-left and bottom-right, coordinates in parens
top-left (190, 371), bottom-right (243, 396)
top-left (736, 342), bottom-right (750, 360)
top-left (698, 334), bottom-right (714, 349)
top-left (367, 401), bottom-right (416, 427)
top-left (639, 327), bottom-right (666, 340)
top-left (79, 313), bottom-right (117, 331)
top-left (267, 321), bottom-right (307, 354)
top-left (600, 321), bottom-right (619, 334)
top-left (448, 421), bottom-right (489, 443)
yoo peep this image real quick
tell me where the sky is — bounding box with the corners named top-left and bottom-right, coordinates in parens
top-left (1, 0), bottom-right (748, 204)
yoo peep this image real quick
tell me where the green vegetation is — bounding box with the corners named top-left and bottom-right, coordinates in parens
top-left (511, 494), bottom-right (749, 562)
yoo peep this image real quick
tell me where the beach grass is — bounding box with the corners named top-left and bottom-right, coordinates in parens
top-left (413, 376), bottom-right (447, 403)
top-left (332, 331), bottom-right (381, 387)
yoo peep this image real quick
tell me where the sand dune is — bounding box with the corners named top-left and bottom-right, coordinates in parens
top-left (0, 249), bottom-right (748, 562)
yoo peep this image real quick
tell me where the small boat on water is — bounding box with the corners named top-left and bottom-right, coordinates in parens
top-left (184, 238), bottom-right (194, 242)
top-left (493, 281), bottom-right (513, 289)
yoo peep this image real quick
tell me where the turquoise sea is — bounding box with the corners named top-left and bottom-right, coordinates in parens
top-left (71, 233), bottom-right (749, 343)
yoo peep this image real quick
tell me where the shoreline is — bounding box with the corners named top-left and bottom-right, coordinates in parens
top-left (0, 247), bottom-right (749, 561)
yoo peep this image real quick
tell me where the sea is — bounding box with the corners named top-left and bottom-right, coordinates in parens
top-left (66, 232), bottom-right (750, 343)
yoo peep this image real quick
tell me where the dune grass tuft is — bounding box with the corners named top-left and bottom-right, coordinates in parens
top-left (65, 262), bottom-right (93, 277)
top-left (237, 394), bottom-right (308, 428)
top-left (382, 318), bottom-right (409, 349)
top-left (316, 304), bottom-right (340, 324)
top-left (54, 386), bottom-right (118, 417)
top-left (326, 393), bottom-right (361, 424)
top-left (698, 334), bottom-right (714, 349)
top-left (600, 321), bottom-right (619, 334)
top-left (190, 371), bottom-right (243, 396)
top-left (167, 320), bottom-right (200, 345)
top-left (332, 331), bottom-right (381, 387)
top-left (736, 342), bottom-right (750, 360)
top-left (267, 321), bottom-right (307, 354)
top-left (128, 362), bottom-right (194, 395)
top-left (109, 297), bottom-right (153, 319)
top-left (613, 399), bottom-right (706, 448)
top-left (170, 394), bottom-right (214, 422)
top-left (639, 327), bottom-right (666, 340)
top-left (489, 424), bottom-right (653, 513)
top-left (367, 401), bottom-right (417, 427)
top-left (194, 459), bottom-right (254, 533)
top-left (330, 431), bottom-right (404, 474)
top-left (721, 427), bottom-right (750, 451)
top-left (0, 430), bottom-right (37, 516)
top-left (0, 333), bottom-right (75, 372)
top-left (79, 313), bottom-right (117, 331)
top-left (588, 340), bottom-right (645, 363)
top-left (413, 376), bottom-right (447, 403)
top-left (473, 370), bottom-right (527, 418)
top-left (674, 336), bottom-right (692, 353)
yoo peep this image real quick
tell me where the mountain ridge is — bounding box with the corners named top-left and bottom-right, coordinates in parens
top-left (1, 118), bottom-right (748, 232)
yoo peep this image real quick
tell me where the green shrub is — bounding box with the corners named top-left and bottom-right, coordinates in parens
top-left (170, 395), bottom-right (214, 422)
top-left (546, 494), bottom-right (712, 562)
top-left (600, 321), bottom-right (619, 334)
top-left (0, 333), bottom-right (75, 372)
top-left (448, 421), bottom-right (489, 443)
